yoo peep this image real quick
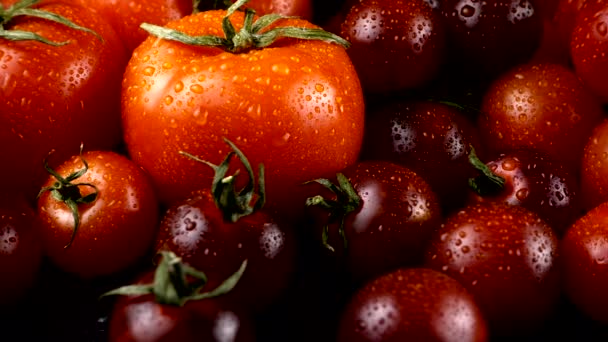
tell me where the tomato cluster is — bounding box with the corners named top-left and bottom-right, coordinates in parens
top-left (3, 0), bottom-right (608, 341)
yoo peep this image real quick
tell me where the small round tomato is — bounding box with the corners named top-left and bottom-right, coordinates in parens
top-left (562, 202), bottom-right (608, 324)
top-left (439, 0), bottom-right (543, 77)
top-left (338, 268), bottom-right (489, 342)
top-left (0, 193), bottom-right (42, 306)
top-left (306, 160), bottom-right (442, 282)
top-left (0, 0), bottom-right (127, 196)
top-left (361, 100), bottom-right (482, 212)
top-left (37, 150), bottom-right (159, 278)
top-left (425, 202), bottom-right (561, 335)
top-left (338, 0), bottom-right (446, 93)
top-left (121, 7), bottom-right (364, 214)
top-left (478, 62), bottom-right (603, 171)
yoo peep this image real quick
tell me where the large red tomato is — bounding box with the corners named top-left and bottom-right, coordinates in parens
top-left (121, 5), bottom-right (365, 213)
top-left (0, 0), bottom-right (127, 196)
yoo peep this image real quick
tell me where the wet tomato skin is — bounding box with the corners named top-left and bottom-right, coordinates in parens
top-left (339, 0), bottom-right (446, 93)
top-left (439, 0), bottom-right (543, 77)
top-left (0, 194), bottom-right (42, 306)
top-left (478, 62), bottom-right (603, 171)
top-left (109, 272), bottom-right (255, 342)
top-left (37, 151), bottom-right (159, 279)
top-left (155, 190), bottom-right (296, 311)
top-left (337, 268), bottom-right (489, 342)
top-left (470, 149), bottom-right (581, 235)
top-left (361, 101), bottom-right (482, 212)
top-left (307, 160), bottom-right (442, 282)
top-left (571, 0), bottom-right (608, 101)
top-left (0, 1), bottom-right (127, 196)
top-left (121, 10), bottom-right (364, 211)
top-left (561, 202), bottom-right (608, 324)
top-left (580, 119), bottom-right (608, 211)
top-left (425, 202), bottom-right (561, 335)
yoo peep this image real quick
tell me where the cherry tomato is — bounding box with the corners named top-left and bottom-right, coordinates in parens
top-left (156, 189), bottom-right (296, 312)
top-left (338, 0), bottom-right (446, 93)
top-left (121, 8), bottom-right (364, 214)
top-left (338, 268), bottom-right (489, 342)
top-left (469, 149), bottom-right (582, 235)
top-left (439, 0), bottom-right (543, 77)
top-left (361, 100), bottom-right (482, 212)
top-left (562, 201), bottom-right (608, 324)
top-left (478, 62), bottom-right (603, 171)
top-left (425, 202), bottom-right (561, 335)
top-left (37, 150), bottom-right (159, 278)
top-left (306, 160), bottom-right (442, 282)
top-left (0, 0), bottom-right (127, 196)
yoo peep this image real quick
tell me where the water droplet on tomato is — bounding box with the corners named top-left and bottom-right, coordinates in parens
top-left (174, 81), bottom-right (184, 93)
top-left (143, 66), bottom-right (155, 76)
top-left (460, 4), bottom-right (475, 17)
top-left (190, 84), bottom-right (204, 94)
top-left (164, 95), bottom-right (174, 105)
top-left (462, 246), bottom-right (470, 253)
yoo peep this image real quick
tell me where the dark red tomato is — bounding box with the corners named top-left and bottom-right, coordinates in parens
top-left (553, 0), bottom-right (586, 54)
top-left (478, 62), bottom-right (603, 171)
top-left (0, 194), bottom-right (42, 306)
top-left (109, 274), bottom-right (255, 341)
top-left (74, 0), bottom-right (191, 53)
top-left (439, 0), bottom-right (543, 77)
top-left (536, 0), bottom-right (560, 18)
top-left (425, 202), bottom-right (561, 335)
top-left (155, 190), bottom-right (296, 311)
top-left (338, 268), bottom-right (489, 342)
top-left (361, 101), bottom-right (482, 212)
top-left (338, 0), bottom-right (445, 93)
top-left (581, 119), bottom-right (608, 211)
top-left (306, 160), bottom-right (442, 282)
top-left (37, 150), bottom-right (159, 278)
top-left (121, 9), bottom-right (364, 212)
top-left (469, 149), bottom-right (581, 235)
top-left (0, 1), bottom-right (127, 196)
top-left (571, 0), bottom-right (608, 101)
top-left (562, 202), bottom-right (608, 324)
top-left (232, 0), bottom-right (313, 20)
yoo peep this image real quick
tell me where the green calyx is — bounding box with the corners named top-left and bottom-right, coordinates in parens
top-left (37, 144), bottom-right (98, 249)
top-left (101, 251), bottom-right (247, 306)
top-left (468, 145), bottom-right (506, 196)
top-left (305, 173), bottom-right (361, 252)
top-left (0, 0), bottom-right (101, 46)
top-left (142, 0), bottom-right (349, 53)
top-left (180, 138), bottom-right (265, 223)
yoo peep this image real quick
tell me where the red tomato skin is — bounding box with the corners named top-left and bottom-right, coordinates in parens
top-left (0, 194), bottom-right (42, 306)
top-left (109, 279), bottom-right (256, 342)
top-left (581, 119), bottom-right (608, 211)
top-left (121, 11), bottom-right (365, 210)
top-left (0, 2), bottom-right (127, 196)
top-left (308, 160), bottom-right (443, 282)
top-left (338, 268), bottom-right (489, 342)
top-left (478, 62), bottom-right (603, 170)
top-left (74, 0), bottom-right (192, 53)
top-left (339, 0), bottom-right (446, 93)
top-left (571, 0), bottom-right (608, 101)
top-left (156, 190), bottom-right (296, 311)
top-left (425, 202), bottom-right (561, 335)
top-left (562, 202), bottom-right (608, 324)
top-left (37, 151), bottom-right (159, 279)
top-left (240, 0), bottom-right (313, 21)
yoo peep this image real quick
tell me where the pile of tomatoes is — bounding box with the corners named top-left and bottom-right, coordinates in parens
top-left (3, 0), bottom-right (608, 340)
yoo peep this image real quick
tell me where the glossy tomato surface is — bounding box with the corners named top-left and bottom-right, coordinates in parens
top-left (338, 268), bottom-right (489, 342)
top-left (0, 1), bottom-right (127, 195)
top-left (37, 150), bottom-right (159, 278)
top-left (425, 202), bottom-right (561, 335)
top-left (122, 10), bottom-right (365, 211)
